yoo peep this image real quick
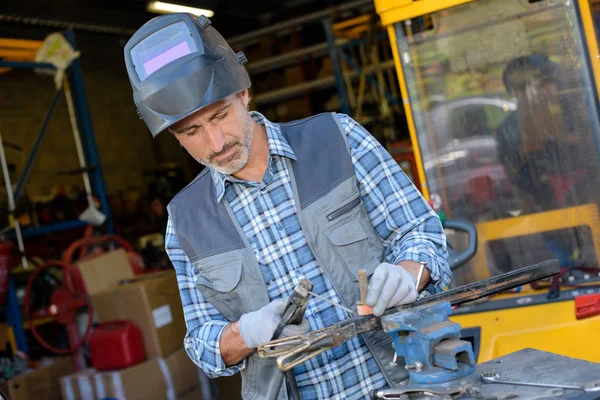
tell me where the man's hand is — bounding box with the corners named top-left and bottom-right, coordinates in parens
top-left (221, 299), bottom-right (310, 366)
top-left (239, 299), bottom-right (310, 349)
top-left (366, 262), bottom-right (419, 316)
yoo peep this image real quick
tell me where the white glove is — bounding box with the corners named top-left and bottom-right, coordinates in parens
top-left (366, 262), bottom-right (418, 317)
top-left (238, 299), bottom-right (310, 349)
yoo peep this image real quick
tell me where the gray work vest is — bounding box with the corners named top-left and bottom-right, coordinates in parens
top-left (167, 113), bottom-right (408, 399)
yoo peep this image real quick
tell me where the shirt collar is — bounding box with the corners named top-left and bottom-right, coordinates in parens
top-left (210, 111), bottom-right (296, 202)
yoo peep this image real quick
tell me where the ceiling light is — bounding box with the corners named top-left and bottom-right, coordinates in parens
top-left (146, 1), bottom-right (214, 18)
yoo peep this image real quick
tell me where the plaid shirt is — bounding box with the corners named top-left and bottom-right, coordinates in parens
top-left (166, 112), bottom-right (450, 399)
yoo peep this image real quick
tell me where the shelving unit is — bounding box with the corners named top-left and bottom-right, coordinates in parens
top-left (231, 0), bottom-right (405, 143)
top-left (0, 29), bottom-right (113, 355)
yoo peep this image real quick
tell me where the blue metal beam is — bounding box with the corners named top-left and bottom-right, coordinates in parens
top-left (322, 18), bottom-right (352, 116)
top-left (62, 29), bottom-right (114, 233)
top-left (19, 220), bottom-right (87, 238)
top-left (0, 61), bottom-right (55, 70)
top-left (5, 277), bottom-right (29, 354)
top-left (14, 88), bottom-right (64, 202)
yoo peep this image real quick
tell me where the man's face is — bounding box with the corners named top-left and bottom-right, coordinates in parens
top-left (169, 90), bottom-right (253, 175)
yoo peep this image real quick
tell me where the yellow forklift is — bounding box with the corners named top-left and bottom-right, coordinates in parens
top-left (373, 0), bottom-right (600, 363)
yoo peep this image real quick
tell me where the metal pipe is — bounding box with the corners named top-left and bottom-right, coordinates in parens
top-left (246, 32), bottom-right (387, 75)
top-left (14, 88), bottom-right (63, 203)
top-left (0, 14), bottom-right (135, 36)
top-left (227, 0), bottom-right (374, 47)
top-left (63, 81), bottom-right (94, 204)
top-left (247, 42), bottom-right (332, 74)
top-left (254, 59), bottom-right (395, 105)
top-left (63, 29), bottom-right (113, 233)
top-left (0, 122), bottom-right (28, 268)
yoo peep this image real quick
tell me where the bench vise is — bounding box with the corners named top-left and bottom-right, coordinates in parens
top-left (382, 301), bottom-right (476, 385)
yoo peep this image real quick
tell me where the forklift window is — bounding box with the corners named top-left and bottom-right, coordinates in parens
top-left (394, 0), bottom-right (600, 285)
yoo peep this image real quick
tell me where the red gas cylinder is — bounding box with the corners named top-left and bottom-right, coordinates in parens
top-left (0, 241), bottom-right (14, 306)
top-left (89, 321), bottom-right (146, 371)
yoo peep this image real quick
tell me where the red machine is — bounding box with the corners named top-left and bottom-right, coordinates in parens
top-left (89, 321), bottom-right (146, 371)
top-left (23, 260), bottom-right (93, 356)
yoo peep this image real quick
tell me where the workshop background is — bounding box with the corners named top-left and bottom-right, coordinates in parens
top-left (0, 0), bottom-right (414, 398)
top-left (1, 0), bottom-right (600, 398)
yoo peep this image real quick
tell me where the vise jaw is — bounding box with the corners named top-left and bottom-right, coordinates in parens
top-left (381, 301), bottom-right (476, 385)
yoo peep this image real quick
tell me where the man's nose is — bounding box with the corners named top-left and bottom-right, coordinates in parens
top-left (204, 126), bottom-right (225, 153)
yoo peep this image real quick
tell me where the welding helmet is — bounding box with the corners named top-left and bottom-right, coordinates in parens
top-left (124, 13), bottom-right (251, 137)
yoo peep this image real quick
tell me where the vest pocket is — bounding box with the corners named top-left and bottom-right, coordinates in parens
top-left (192, 256), bottom-right (245, 322)
top-left (326, 218), bottom-right (381, 279)
top-left (193, 257), bottom-right (243, 292)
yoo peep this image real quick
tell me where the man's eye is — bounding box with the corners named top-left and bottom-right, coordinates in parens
top-left (185, 128), bottom-right (198, 136)
top-left (215, 111), bottom-right (228, 120)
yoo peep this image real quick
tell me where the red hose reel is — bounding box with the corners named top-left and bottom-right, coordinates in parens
top-left (24, 234), bottom-right (144, 355)
top-left (23, 260), bottom-right (93, 354)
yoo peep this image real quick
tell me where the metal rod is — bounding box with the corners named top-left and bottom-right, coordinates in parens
top-left (63, 29), bottom-right (113, 233)
top-left (0, 14), bottom-right (135, 36)
top-left (308, 290), bottom-right (355, 315)
top-left (227, 0), bottom-right (374, 47)
top-left (0, 122), bottom-right (28, 268)
top-left (358, 270), bottom-right (368, 304)
top-left (246, 33), bottom-right (386, 75)
top-left (63, 80), bottom-right (94, 206)
top-left (14, 88), bottom-right (63, 203)
top-left (246, 42), bottom-right (332, 74)
top-left (254, 59), bottom-right (396, 105)
top-left (415, 262), bottom-right (426, 290)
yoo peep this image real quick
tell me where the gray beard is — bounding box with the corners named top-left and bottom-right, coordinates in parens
top-left (193, 114), bottom-right (254, 176)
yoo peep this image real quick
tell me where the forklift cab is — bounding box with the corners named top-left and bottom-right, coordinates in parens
top-left (374, 0), bottom-right (600, 362)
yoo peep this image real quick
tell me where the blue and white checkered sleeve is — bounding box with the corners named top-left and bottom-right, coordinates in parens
top-left (337, 114), bottom-right (451, 295)
top-left (165, 216), bottom-right (246, 378)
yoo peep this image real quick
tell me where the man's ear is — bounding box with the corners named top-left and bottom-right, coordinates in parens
top-left (239, 89), bottom-right (251, 108)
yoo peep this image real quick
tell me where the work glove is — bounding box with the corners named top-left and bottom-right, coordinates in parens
top-left (238, 299), bottom-right (310, 349)
top-left (366, 262), bottom-right (418, 317)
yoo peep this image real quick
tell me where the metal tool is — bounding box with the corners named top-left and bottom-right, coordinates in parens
top-left (371, 386), bottom-right (519, 400)
top-left (269, 278), bottom-right (313, 400)
top-left (272, 278), bottom-right (313, 340)
top-left (306, 289), bottom-right (355, 315)
top-left (481, 372), bottom-right (600, 393)
top-left (257, 260), bottom-right (559, 371)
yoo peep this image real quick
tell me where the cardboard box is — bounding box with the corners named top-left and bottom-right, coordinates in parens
top-left (1, 356), bottom-right (75, 400)
top-left (94, 357), bottom-right (166, 400)
top-left (77, 248), bottom-right (134, 296)
top-left (92, 271), bottom-right (185, 359)
top-left (177, 384), bottom-right (203, 400)
top-left (59, 369), bottom-right (97, 400)
top-left (59, 348), bottom-right (202, 400)
top-left (165, 346), bottom-right (200, 396)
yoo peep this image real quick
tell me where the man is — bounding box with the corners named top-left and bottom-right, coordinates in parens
top-left (494, 54), bottom-right (599, 270)
top-left (125, 13), bottom-right (450, 400)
